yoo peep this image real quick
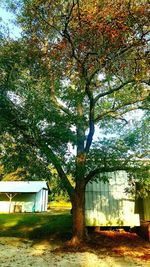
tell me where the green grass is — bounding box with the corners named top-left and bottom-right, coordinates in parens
top-left (0, 211), bottom-right (72, 240)
top-left (48, 200), bottom-right (72, 208)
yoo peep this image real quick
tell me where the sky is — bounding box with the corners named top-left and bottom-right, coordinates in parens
top-left (0, 6), bottom-right (21, 38)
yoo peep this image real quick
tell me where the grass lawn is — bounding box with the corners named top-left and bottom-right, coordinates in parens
top-left (48, 201), bottom-right (72, 208)
top-left (0, 210), bottom-right (72, 240)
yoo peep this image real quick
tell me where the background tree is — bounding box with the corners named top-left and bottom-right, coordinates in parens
top-left (0, 0), bottom-right (150, 245)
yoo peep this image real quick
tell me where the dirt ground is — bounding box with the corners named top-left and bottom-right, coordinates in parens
top-left (0, 231), bottom-right (150, 267)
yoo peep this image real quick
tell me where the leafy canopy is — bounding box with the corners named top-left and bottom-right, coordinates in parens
top-left (0, 0), bottom-right (149, 193)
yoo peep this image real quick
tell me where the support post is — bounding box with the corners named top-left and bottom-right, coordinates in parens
top-left (5, 193), bottom-right (17, 213)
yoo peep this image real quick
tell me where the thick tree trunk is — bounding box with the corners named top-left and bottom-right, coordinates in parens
top-left (68, 182), bottom-right (86, 246)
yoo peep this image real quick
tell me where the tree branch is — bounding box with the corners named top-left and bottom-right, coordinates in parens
top-left (1, 93), bottom-right (74, 198)
top-left (84, 84), bottom-right (95, 153)
top-left (39, 142), bottom-right (74, 197)
top-left (77, 0), bottom-right (81, 28)
top-left (85, 164), bottom-right (150, 184)
top-left (95, 95), bottom-right (148, 122)
top-left (63, 1), bottom-right (83, 65)
top-left (50, 92), bottom-right (72, 116)
top-left (32, 4), bottom-right (63, 38)
top-left (94, 80), bottom-right (135, 104)
top-left (64, 0), bottom-right (76, 33)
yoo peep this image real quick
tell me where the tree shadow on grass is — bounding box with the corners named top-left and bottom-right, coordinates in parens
top-left (0, 212), bottom-right (72, 241)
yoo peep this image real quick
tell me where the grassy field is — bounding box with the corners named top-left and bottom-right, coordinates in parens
top-left (0, 210), bottom-right (72, 240)
top-left (48, 201), bottom-right (72, 208)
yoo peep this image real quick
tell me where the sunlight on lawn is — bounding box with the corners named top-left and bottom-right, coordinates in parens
top-left (3, 221), bottom-right (18, 228)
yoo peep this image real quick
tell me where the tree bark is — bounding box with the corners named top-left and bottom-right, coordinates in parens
top-left (68, 182), bottom-right (86, 246)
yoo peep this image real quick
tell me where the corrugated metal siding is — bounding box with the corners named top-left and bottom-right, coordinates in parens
top-left (143, 193), bottom-right (150, 221)
top-left (85, 171), bottom-right (140, 227)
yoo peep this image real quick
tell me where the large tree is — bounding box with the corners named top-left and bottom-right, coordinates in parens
top-left (0, 0), bottom-right (150, 245)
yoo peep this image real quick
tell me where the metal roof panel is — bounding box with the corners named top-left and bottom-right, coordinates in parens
top-left (0, 181), bottom-right (48, 193)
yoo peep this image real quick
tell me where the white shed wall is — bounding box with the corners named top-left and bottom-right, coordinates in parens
top-left (85, 171), bottom-right (140, 227)
top-left (0, 189), bottom-right (48, 213)
top-left (34, 189), bottom-right (48, 212)
top-left (0, 193), bottom-right (36, 213)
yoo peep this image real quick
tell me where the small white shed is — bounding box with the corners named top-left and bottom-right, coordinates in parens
top-left (0, 181), bottom-right (49, 213)
top-left (85, 171), bottom-right (140, 227)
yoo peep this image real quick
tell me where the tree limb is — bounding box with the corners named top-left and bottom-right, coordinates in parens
top-left (1, 93), bottom-right (74, 198)
top-left (95, 94), bottom-right (148, 122)
top-left (94, 80), bottom-right (135, 104)
top-left (39, 142), bottom-right (74, 197)
top-left (84, 83), bottom-right (95, 153)
top-left (50, 93), bottom-right (72, 116)
top-left (85, 164), bottom-right (150, 184)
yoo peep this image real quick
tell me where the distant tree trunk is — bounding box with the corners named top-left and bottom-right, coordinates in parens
top-left (69, 181), bottom-right (86, 246)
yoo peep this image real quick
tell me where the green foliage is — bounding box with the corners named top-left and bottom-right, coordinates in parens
top-left (125, 168), bottom-right (150, 198)
top-left (0, 132), bottom-right (51, 180)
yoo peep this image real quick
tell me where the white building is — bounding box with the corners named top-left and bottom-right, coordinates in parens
top-left (85, 171), bottom-right (140, 227)
top-left (0, 181), bottom-right (49, 213)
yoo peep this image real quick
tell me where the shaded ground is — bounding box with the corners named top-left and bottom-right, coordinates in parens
top-left (0, 210), bottom-right (150, 266)
top-left (88, 230), bottom-right (150, 262)
top-left (0, 231), bottom-right (150, 267)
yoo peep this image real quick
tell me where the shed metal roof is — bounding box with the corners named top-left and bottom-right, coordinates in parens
top-left (0, 181), bottom-right (48, 193)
